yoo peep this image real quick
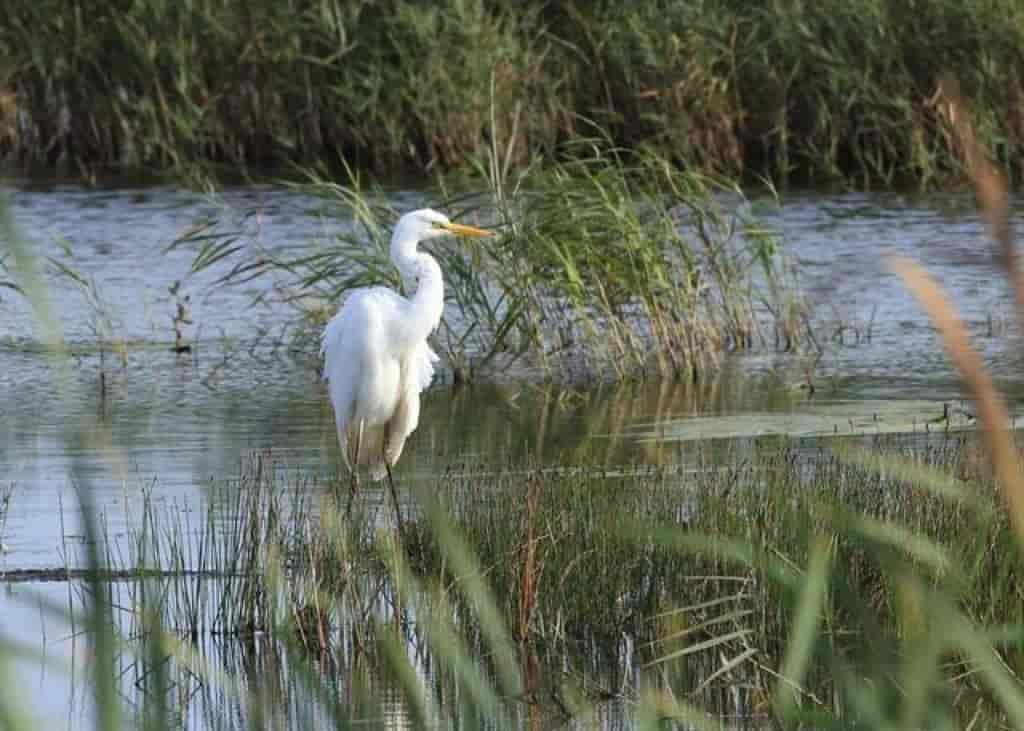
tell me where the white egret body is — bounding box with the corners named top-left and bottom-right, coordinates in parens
top-left (321, 209), bottom-right (491, 482)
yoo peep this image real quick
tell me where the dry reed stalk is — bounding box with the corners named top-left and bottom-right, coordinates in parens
top-left (518, 472), bottom-right (540, 653)
top-left (938, 76), bottom-right (1024, 328)
top-left (892, 257), bottom-right (1024, 541)
top-left (890, 76), bottom-right (1024, 544)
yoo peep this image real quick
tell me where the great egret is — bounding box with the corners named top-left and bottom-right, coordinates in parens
top-left (321, 208), bottom-right (492, 520)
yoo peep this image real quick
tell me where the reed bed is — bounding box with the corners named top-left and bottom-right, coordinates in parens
top-left (404, 437), bottom-right (1020, 711)
top-left (173, 148), bottom-right (804, 382)
top-left (3, 1), bottom-right (1024, 186)
top-left (20, 433), bottom-right (1024, 728)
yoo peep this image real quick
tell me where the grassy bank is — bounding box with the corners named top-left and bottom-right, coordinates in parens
top-left (3, 0), bottom-right (1023, 186)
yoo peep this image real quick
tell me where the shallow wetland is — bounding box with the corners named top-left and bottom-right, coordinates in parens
top-left (2, 178), bottom-right (1024, 729)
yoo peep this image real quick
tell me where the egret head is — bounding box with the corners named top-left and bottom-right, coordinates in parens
top-left (394, 208), bottom-right (492, 244)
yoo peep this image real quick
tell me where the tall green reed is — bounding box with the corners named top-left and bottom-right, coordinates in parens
top-left (5, 0), bottom-right (1024, 186)
top-left (172, 145), bottom-right (803, 384)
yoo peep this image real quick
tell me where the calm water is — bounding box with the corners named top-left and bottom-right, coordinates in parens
top-left (0, 181), bottom-right (1020, 727)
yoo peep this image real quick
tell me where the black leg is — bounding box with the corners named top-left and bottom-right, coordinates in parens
top-left (384, 459), bottom-right (404, 536)
top-left (344, 421), bottom-right (364, 519)
top-left (344, 469), bottom-right (360, 519)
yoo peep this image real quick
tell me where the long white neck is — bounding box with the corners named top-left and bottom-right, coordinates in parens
top-left (390, 227), bottom-right (444, 347)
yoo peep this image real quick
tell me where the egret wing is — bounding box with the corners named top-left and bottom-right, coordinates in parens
top-left (377, 341), bottom-right (439, 476)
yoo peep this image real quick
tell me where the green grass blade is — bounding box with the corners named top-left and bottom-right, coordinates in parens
top-left (774, 535), bottom-right (831, 719)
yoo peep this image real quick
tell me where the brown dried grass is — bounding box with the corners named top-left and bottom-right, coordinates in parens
top-left (891, 78), bottom-right (1024, 544)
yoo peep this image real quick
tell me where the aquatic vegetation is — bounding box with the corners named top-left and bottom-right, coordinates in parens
top-left (173, 147), bottom-right (806, 383)
top-left (0, 252), bottom-right (22, 300)
top-left (635, 398), bottom-right (987, 442)
top-left (45, 237), bottom-right (129, 391)
top-left (7, 83), bottom-right (1024, 731)
top-left (168, 280), bottom-right (193, 353)
top-left (0, 483), bottom-right (11, 553)
top-left (3, 1), bottom-right (1024, 186)
top-left (479, 145), bottom-right (796, 379)
top-left (3, 432), bottom-right (1018, 728)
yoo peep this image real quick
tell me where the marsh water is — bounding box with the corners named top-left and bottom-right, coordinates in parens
top-left (1, 180), bottom-right (1022, 728)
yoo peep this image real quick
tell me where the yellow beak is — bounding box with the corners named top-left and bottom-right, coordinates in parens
top-left (441, 221), bottom-right (493, 238)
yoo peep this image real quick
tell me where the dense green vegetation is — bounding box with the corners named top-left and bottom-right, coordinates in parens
top-left (7, 433), bottom-right (1016, 729)
top-left (3, 0), bottom-right (1023, 185)
top-left (173, 151), bottom-right (801, 382)
top-left (3, 30), bottom-right (1024, 731)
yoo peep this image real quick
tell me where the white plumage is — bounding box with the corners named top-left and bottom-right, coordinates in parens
top-left (320, 209), bottom-right (491, 482)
